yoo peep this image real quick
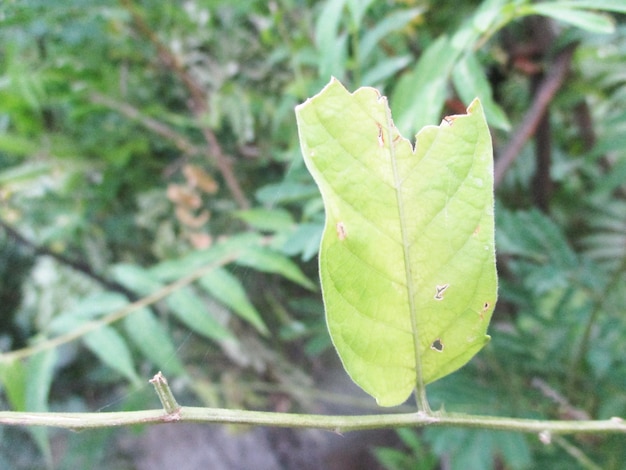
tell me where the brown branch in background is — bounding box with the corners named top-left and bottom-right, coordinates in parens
top-left (90, 92), bottom-right (202, 157)
top-left (0, 219), bottom-right (137, 300)
top-left (531, 76), bottom-right (553, 212)
top-left (494, 43), bottom-right (577, 188)
top-left (119, 0), bottom-right (250, 209)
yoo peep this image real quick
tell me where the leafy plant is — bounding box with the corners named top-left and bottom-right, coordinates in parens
top-left (1, 1), bottom-right (626, 469)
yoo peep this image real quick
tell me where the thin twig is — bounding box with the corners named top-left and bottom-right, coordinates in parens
top-left (90, 92), bottom-right (202, 156)
top-left (494, 43), bottom-right (577, 187)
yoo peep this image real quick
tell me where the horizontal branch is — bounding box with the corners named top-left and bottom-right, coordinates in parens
top-left (0, 407), bottom-right (624, 436)
top-left (0, 240), bottom-right (253, 363)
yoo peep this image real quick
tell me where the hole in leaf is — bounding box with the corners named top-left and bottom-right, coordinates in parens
top-left (431, 339), bottom-right (444, 352)
top-left (434, 284), bottom-right (449, 300)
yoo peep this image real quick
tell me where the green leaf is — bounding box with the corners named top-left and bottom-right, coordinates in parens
top-left (148, 233), bottom-right (261, 281)
top-left (112, 264), bottom-right (235, 342)
top-left (346, 0), bottom-right (376, 27)
top-left (236, 246), bottom-right (317, 290)
top-left (0, 359), bottom-right (27, 411)
top-left (111, 264), bottom-right (162, 296)
top-left (167, 287), bottom-right (234, 342)
top-left (359, 8), bottom-right (425, 61)
top-left (0, 162), bottom-right (53, 185)
top-left (48, 292), bottom-right (128, 334)
top-left (25, 349), bottom-right (57, 465)
top-left (198, 267), bottom-right (269, 335)
top-left (296, 79), bottom-right (497, 406)
top-left (361, 55), bottom-right (412, 87)
top-left (83, 326), bottom-right (141, 385)
top-left (526, 3), bottom-right (616, 33)
top-left (315, 0), bottom-right (348, 80)
top-left (234, 208), bottom-right (294, 232)
top-left (0, 133), bottom-right (41, 157)
top-left (391, 36), bottom-right (459, 136)
top-left (123, 307), bottom-right (186, 376)
top-left (280, 222), bottom-right (324, 261)
top-left (452, 52), bottom-right (511, 131)
top-left (550, 0), bottom-right (626, 14)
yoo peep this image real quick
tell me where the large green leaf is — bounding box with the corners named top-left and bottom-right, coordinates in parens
top-left (295, 79), bottom-right (497, 407)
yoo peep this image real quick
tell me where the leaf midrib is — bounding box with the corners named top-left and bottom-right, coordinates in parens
top-left (384, 107), bottom-right (426, 397)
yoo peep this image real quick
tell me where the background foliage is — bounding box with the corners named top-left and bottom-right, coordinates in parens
top-left (0, 0), bottom-right (625, 468)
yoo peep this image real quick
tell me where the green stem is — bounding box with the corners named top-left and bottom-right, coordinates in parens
top-left (0, 407), bottom-right (623, 434)
top-left (150, 372), bottom-right (181, 414)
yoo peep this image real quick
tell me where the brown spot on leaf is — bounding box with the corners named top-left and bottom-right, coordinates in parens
top-left (376, 123), bottom-right (384, 147)
top-left (336, 221), bottom-right (347, 240)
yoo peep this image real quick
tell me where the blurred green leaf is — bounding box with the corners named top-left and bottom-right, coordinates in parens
top-left (198, 267), bottom-right (269, 335)
top-left (0, 359), bottom-right (27, 411)
top-left (315, 0), bottom-right (349, 80)
top-left (496, 208), bottom-right (578, 269)
top-left (236, 246), bottom-right (316, 290)
top-left (526, 3), bottom-right (616, 33)
top-left (25, 349), bottom-right (57, 466)
top-left (111, 264), bottom-right (162, 297)
top-left (452, 52), bottom-right (511, 131)
top-left (392, 36), bottom-right (458, 136)
top-left (546, 0), bottom-right (626, 14)
top-left (255, 182), bottom-right (321, 205)
top-left (425, 427), bottom-right (531, 470)
top-left (48, 292), bottom-right (128, 334)
top-left (167, 287), bottom-right (234, 342)
top-left (234, 208), bottom-right (294, 232)
top-left (148, 233), bottom-right (261, 281)
top-left (361, 55), bottom-right (412, 87)
top-left (346, 0), bottom-right (376, 28)
top-left (123, 307), bottom-right (186, 376)
top-left (112, 264), bottom-right (234, 342)
top-left (0, 135), bottom-right (40, 157)
top-left (280, 222), bottom-right (324, 261)
top-left (83, 326), bottom-right (140, 385)
top-left (359, 8), bottom-right (425, 62)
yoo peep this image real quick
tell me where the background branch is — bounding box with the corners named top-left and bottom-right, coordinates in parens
top-left (90, 92), bottom-right (203, 157)
top-left (0, 218), bottom-right (135, 299)
top-left (119, 0), bottom-right (250, 209)
top-left (494, 43), bottom-right (576, 188)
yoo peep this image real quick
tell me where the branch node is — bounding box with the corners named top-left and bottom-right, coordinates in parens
top-left (150, 371), bottom-right (181, 415)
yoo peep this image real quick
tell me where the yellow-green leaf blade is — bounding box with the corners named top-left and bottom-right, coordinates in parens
top-left (295, 78), bottom-right (497, 407)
